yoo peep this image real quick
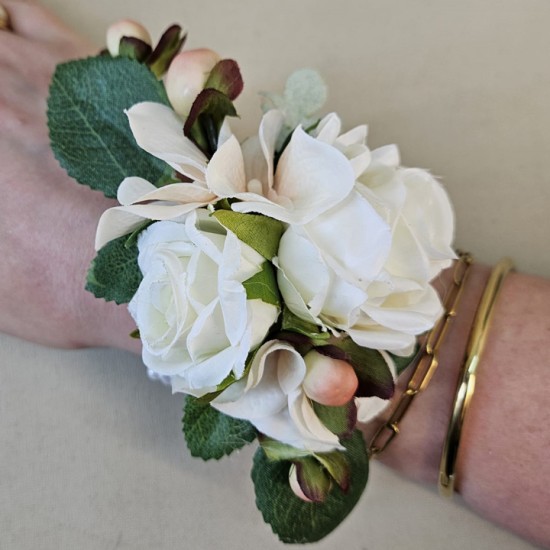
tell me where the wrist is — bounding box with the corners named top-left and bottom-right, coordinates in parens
top-left (361, 261), bottom-right (491, 483)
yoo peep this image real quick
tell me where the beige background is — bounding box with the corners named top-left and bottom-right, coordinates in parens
top-left (1, 0), bottom-right (548, 549)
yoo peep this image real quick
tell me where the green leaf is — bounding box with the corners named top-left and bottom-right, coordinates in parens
top-left (252, 430), bottom-right (369, 544)
top-left (212, 210), bottom-right (284, 260)
top-left (312, 401), bottom-right (357, 439)
top-left (281, 307), bottom-right (329, 342)
top-left (85, 234), bottom-right (142, 304)
top-left (243, 262), bottom-right (280, 307)
top-left (183, 397), bottom-right (257, 460)
top-left (260, 437), bottom-right (313, 461)
top-left (314, 451), bottom-right (350, 492)
top-left (48, 56), bottom-right (169, 198)
top-left (205, 59), bottom-right (244, 100)
top-left (331, 338), bottom-right (395, 400)
top-left (389, 346), bottom-right (419, 376)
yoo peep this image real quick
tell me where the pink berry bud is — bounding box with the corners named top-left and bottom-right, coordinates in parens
top-left (303, 350), bottom-right (358, 407)
top-left (289, 464), bottom-right (313, 502)
top-left (165, 49), bottom-right (221, 116)
top-left (106, 20), bottom-right (152, 57)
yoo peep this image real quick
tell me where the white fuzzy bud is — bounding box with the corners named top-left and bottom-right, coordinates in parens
top-left (106, 19), bottom-right (152, 57)
top-left (165, 48), bottom-right (221, 116)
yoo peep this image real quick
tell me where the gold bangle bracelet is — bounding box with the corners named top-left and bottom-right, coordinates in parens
top-left (438, 258), bottom-right (514, 497)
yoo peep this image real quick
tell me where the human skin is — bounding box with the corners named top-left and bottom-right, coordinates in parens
top-left (0, 1), bottom-right (549, 547)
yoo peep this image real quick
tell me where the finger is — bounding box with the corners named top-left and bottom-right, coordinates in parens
top-left (1, 1), bottom-right (78, 43)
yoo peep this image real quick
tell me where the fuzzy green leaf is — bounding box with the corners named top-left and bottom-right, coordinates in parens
top-left (312, 401), bottom-right (357, 439)
top-left (243, 262), bottom-right (280, 307)
top-left (213, 210), bottom-right (284, 260)
top-left (281, 307), bottom-right (329, 341)
top-left (390, 347), bottom-right (419, 376)
top-left (260, 437), bottom-right (313, 461)
top-left (48, 56), bottom-right (169, 198)
top-left (85, 235), bottom-right (142, 304)
top-left (252, 430), bottom-right (369, 544)
top-left (183, 397), bottom-right (257, 460)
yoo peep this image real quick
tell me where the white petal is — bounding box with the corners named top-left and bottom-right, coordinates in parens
top-left (277, 227), bottom-right (329, 318)
top-left (271, 126), bottom-right (356, 224)
top-left (126, 102), bottom-right (208, 181)
top-left (117, 177), bottom-right (157, 205)
top-left (347, 323), bottom-right (416, 353)
top-left (313, 113), bottom-right (341, 143)
top-left (258, 109), bottom-right (285, 191)
top-left (248, 300), bottom-right (279, 348)
top-left (363, 285), bottom-right (443, 334)
top-left (303, 191), bottom-right (391, 286)
top-left (206, 135), bottom-right (247, 196)
top-left (356, 396), bottom-right (391, 423)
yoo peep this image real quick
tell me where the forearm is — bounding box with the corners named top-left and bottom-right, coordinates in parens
top-left (364, 265), bottom-right (550, 547)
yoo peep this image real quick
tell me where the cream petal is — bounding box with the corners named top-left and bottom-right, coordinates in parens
top-left (355, 396), bottom-right (391, 423)
top-left (347, 323), bottom-right (416, 353)
top-left (258, 109), bottom-right (285, 191)
top-left (95, 203), bottom-right (206, 250)
top-left (277, 227), bottom-right (330, 318)
top-left (130, 182), bottom-right (216, 205)
top-left (362, 285), bottom-right (443, 334)
top-left (313, 112), bottom-right (342, 143)
top-left (288, 392), bottom-right (343, 451)
top-left (336, 125), bottom-right (368, 147)
top-left (206, 135), bottom-right (247, 196)
top-left (304, 191), bottom-right (391, 285)
top-left (248, 300), bottom-right (279, 348)
top-left (126, 102), bottom-right (208, 181)
top-left (117, 177), bottom-right (157, 205)
top-left (271, 126), bottom-right (356, 224)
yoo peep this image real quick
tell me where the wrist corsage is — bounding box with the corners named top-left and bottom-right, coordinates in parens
top-left (47, 18), bottom-right (455, 544)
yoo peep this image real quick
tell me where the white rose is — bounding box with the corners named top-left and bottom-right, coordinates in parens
top-left (356, 145), bottom-right (456, 283)
top-left (129, 210), bottom-right (279, 396)
top-left (212, 340), bottom-right (343, 453)
top-left (276, 190), bottom-right (392, 333)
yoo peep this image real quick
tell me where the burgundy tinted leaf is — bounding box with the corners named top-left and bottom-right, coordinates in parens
top-left (205, 59), bottom-right (244, 100)
top-left (119, 36), bottom-right (153, 62)
top-left (327, 338), bottom-right (395, 400)
top-left (148, 24), bottom-right (187, 77)
top-left (184, 88), bottom-right (237, 155)
top-left (314, 452), bottom-right (351, 493)
top-left (295, 458), bottom-right (331, 503)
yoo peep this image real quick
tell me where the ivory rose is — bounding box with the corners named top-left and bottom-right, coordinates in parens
top-left (129, 210), bottom-right (279, 396)
top-left (276, 145), bottom-right (455, 355)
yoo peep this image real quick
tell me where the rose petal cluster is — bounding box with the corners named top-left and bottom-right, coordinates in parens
top-left (128, 210), bottom-right (278, 396)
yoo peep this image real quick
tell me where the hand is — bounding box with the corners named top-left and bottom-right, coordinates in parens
top-left (0, 0), bottom-right (138, 351)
